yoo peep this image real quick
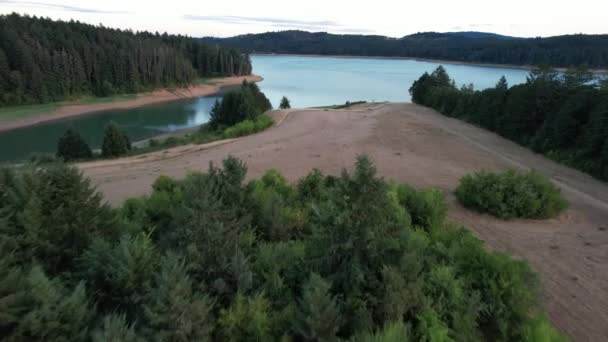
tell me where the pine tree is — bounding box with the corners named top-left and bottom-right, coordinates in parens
top-left (280, 96), bottom-right (291, 109)
top-left (293, 273), bottom-right (341, 341)
top-left (102, 122), bottom-right (131, 158)
top-left (92, 314), bottom-right (144, 342)
top-left (8, 266), bottom-right (93, 341)
top-left (219, 293), bottom-right (274, 341)
top-left (142, 254), bottom-right (214, 341)
top-left (56, 127), bottom-right (93, 161)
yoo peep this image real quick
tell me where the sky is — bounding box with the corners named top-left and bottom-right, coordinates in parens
top-left (1, 0), bottom-right (607, 38)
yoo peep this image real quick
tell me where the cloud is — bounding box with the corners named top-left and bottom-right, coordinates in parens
top-left (0, 1), bottom-right (131, 14)
top-left (184, 14), bottom-right (373, 34)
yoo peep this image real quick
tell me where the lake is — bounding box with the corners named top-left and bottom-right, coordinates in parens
top-left (0, 55), bottom-right (530, 162)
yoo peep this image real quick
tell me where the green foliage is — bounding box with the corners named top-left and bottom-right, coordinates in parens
top-left (219, 293), bottom-right (274, 341)
top-left (0, 163), bottom-right (117, 276)
top-left (280, 96), bottom-right (291, 109)
top-left (294, 273), bottom-right (341, 341)
top-left (56, 127), bottom-right (92, 161)
top-left (351, 321), bottom-right (411, 342)
top-left (0, 13), bottom-right (251, 107)
top-left (6, 266), bottom-right (93, 341)
top-left (224, 114), bottom-right (274, 138)
top-left (210, 80), bottom-right (272, 128)
top-left (78, 233), bottom-right (159, 317)
top-left (142, 254), bottom-right (214, 341)
top-left (102, 122), bottom-right (131, 158)
top-left (410, 66), bottom-right (608, 181)
top-left (455, 170), bottom-right (567, 219)
top-left (0, 157), bottom-right (565, 340)
top-left (92, 314), bottom-right (143, 342)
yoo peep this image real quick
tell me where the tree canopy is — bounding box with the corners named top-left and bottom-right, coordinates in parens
top-left (0, 157), bottom-right (564, 341)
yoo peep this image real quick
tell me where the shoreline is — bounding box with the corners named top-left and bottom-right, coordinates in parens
top-left (252, 53), bottom-right (608, 73)
top-left (0, 75), bottom-right (263, 133)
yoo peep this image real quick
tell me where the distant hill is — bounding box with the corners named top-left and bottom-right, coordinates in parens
top-left (202, 30), bottom-right (608, 68)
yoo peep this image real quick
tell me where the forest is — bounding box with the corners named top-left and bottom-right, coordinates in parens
top-left (0, 13), bottom-right (252, 106)
top-left (203, 30), bottom-right (608, 68)
top-left (0, 156), bottom-right (564, 341)
top-left (410, 66), bottom-right (608, 181)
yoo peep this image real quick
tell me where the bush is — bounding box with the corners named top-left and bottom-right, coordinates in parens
top-left (56, 127), bottom-right (93, 161)
top-left (224, 115), bottom-right (273, 138)
top-left (455, 170), bottom-right (568, 219)
top-left (102, 122), bottom-right (131, 157)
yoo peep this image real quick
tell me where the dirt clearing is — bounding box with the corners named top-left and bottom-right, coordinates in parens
top-left (81, 103), bottom-right (608, 341)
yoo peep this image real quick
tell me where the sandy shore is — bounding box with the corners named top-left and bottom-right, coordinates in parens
top-left (0, 75), bottom-right (263, 133)
top-left (80, 103), bottom-right (608, 340)
top-left (252, 53), bottom-right (608, 73)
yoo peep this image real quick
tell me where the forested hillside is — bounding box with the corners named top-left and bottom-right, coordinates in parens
top-left (0, 13), bottom-right (252, 106)
top-left (203, 30), bottom-right (608, 68)
top-left (410, 66), bottom-right (608, 181)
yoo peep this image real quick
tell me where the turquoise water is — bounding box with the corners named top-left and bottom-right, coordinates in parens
top-left (252, 55), bottom-right (530, 108)
top-left (0, 55), bottom-right (530, 162)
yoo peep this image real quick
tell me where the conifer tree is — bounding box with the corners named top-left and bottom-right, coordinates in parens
top-left (293, 273), bottom-right (341, 341)
top-left (56, 127), bottom-right (93, 161)
top-left (102, 122), bottom-right (131, 158)
top-left (142, 254), bottom-right (214, 341)
top-left (92, 314), bottom-right (144, 342)
top-left (280, 96), bottom-right (291, 109)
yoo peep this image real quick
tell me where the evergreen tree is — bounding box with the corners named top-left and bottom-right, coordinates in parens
top-left (280, 96), bottom-right (291, 109)
top-left (92, 314), bottom-right (144, 342)
top-left (56, 127), bottom-right (93, 161)
top-left (142, 254), bottom-right (214, 341)
top-left (102, 122), bottom-right (131, 158)
top-left (7, 266), bottom-right (93, 341)
top-left (293, 273), bottom-right (341, 341)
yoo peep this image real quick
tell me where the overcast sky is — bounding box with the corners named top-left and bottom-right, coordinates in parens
top-left (1, 0), bottom-right (606, 38)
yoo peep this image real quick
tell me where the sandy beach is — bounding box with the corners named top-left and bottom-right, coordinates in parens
top-left (0, 75), bottom-right (263, 133)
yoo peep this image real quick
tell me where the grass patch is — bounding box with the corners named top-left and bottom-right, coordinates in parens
top-left (0, 103), bottom-right (59, 121)
top-left (123, 115), bottom-right (274, 158)
top-left (455, 170), bottom-right (568, 219)
top-left (314, 100), bottom-right (368, 109)
top-left (223, 115), bottom-right (274, 138)
top-left (0, 94), bottom-right (139, 121)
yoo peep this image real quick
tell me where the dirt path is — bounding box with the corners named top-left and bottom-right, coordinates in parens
top-left (0, 75), bottom-right (262, 132)
top-left (80, 103), bottom-right (608, 341)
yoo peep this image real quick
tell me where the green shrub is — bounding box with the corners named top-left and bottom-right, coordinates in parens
top-left (455, 170), bottom-right (567, 219)
top-left (224, 115), bottom-right (273, 138)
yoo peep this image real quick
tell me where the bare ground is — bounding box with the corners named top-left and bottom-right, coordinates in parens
top-left (80, 103), bottom-right (608, 341)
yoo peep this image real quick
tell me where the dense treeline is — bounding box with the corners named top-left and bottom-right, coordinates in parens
top-left (0, 157), bottom-right (564, 340)
top-left (410, 66), bottom-right (608, 181)
top-left (203, 30), bottom-right (608, 68)
top-left (0, 13), bottom-right (252, 106)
